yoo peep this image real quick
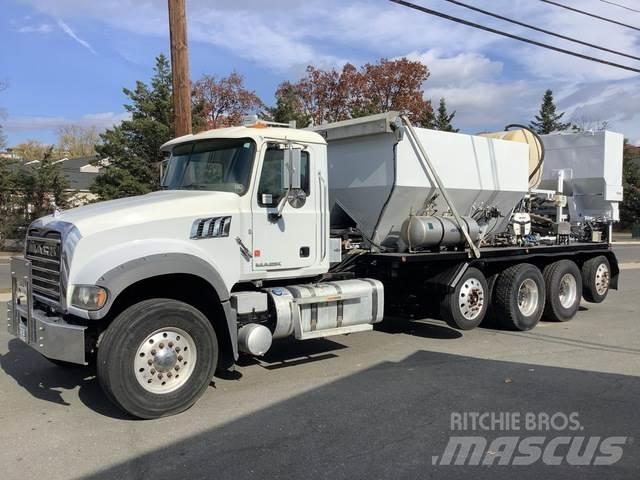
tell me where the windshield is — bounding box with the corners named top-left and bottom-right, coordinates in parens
top-left (161, 138), bottom-right (256, 194)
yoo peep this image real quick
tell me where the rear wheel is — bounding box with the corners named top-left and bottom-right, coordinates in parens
top-left (494, 263), bottom-right (545, 331)
top-left (581, 255), bottom-right (610, 303)
top-left (542, 260), bottom-right (582, 322)
top-left (481, 271), bottom-right (501, 326)
top-left (97, 298), bottom-right (218, 419)
top-left (440, 267), bottom-right (488, 330)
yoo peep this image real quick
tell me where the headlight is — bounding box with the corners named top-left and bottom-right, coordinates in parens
top-left (71, 285), bottom-right (108, 310)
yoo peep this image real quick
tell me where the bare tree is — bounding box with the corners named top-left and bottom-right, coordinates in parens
top-left (56, 124), bottom-right (99, 157)
top-left (570, 117), bottom-right (611, 133)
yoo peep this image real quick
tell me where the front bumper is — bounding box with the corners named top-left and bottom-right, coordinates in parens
top-left (7, 257), bottom-right (86, 365)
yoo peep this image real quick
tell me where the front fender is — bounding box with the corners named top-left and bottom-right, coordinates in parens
top-left (68, 251), bottom-right (230, 320)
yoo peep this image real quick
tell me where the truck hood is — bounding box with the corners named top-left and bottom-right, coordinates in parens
top-left (35, 190), bottom-right (241, 236)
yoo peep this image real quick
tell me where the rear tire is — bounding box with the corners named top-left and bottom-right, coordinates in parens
top-left (481, 271), bottom-right (501, 326)
top-left (440, 267), bottom-right (488, 330)
top-left (494, 263), bottom-right (545, 331)
top-left (97, 299), bottom-right (218, 419)
top-left (542, 260), bottom-right (582, 322)
top-left (581, 255), bottom-right (610, 303)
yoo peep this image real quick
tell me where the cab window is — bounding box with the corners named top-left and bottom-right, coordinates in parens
top-left (257, 146), bottom-right (310, 207)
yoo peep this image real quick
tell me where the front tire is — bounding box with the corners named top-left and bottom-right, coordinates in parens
top-left (494, 263), bottom-right (545, 331)
top-left (97, 299), bottom-right (218, 419)
top-left (440, 267), bottom-right (488, 330)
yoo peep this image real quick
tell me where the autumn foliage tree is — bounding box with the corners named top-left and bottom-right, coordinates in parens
top-left (193, 72), bottom-right (263, 129)
top-left (272, 58), bottom-right (432, 126)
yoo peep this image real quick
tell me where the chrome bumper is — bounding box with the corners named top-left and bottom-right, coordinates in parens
top-left (7, 257), bottom-right (86, 365)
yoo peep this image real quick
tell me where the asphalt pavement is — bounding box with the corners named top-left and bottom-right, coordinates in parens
top-left (0, 256), bottom-right (10, 293)
top-left (0, 251), bottom-right (639, 479)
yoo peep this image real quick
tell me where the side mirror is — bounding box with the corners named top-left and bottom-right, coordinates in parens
top-left (282, 147), bottom-right (302, 189)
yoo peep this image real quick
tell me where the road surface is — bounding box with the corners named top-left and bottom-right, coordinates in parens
top-left (0, 256), bottom-right (639, 479)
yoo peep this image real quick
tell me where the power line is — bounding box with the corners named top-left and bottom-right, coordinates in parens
top-left (540, 0), bottom-right (640, 32)
top-left (389, 0), bottom-right (640, 73)
top-left (600, 0), bottom-right (640, 14)
top-left (441, 0), bottom-right (640, 62)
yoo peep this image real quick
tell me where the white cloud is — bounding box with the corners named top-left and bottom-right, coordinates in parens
top-left (56, 18), bottom-right (97, 55)
top-left (4, 112), bottom-right (130, 134)
top-left (18, 23), bottom-right (53, 33)
top-left (11, 0), bottom-right (640, 142)
top-left (404, 50), bottom-right (503, 88)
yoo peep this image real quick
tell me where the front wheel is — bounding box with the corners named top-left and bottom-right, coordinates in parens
top-left (440, 267), bottom-right (488, 330)
top-left (97, 299), bottom-right (218, 419)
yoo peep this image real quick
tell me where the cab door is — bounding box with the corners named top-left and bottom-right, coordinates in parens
top-left (251, 144), bottom-right (318, 271)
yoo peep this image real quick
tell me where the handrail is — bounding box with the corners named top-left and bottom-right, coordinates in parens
top-left (319, 171), bottom-right (328, 261)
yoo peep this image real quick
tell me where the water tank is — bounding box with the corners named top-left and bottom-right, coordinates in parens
top-left (479, 127), bottom-right (544, 189)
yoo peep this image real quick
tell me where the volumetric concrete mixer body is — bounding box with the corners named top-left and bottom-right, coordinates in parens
top-left (315, 112), bottom-right (530, 252)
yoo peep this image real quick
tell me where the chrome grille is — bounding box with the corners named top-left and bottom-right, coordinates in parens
top-left (26, 229), bottom-right (62, 306)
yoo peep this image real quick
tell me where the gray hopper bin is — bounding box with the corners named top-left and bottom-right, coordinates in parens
top-left (312, 112), bottom-right (530, 251)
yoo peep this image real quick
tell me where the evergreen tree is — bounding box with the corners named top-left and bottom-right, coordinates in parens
top-left (1, 145), bottom-right (69, 246)
top-left (267, 83), bottom-right (311, 128)
top-left (434, 98), bottom-right (459, 132)
top-left (621, 141), bottom-right (640, 228)
top-left (418, 105), bottom-right (436, 129)
top-left (529, 89), bottom-right (571, 134)
top-left (92, 54), bottom-right (174, 200)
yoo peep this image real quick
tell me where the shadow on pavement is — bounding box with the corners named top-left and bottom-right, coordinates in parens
top-left (237, 337), bottom-right (348, 370)
top-left (0, 339), bottom-right (131, 419)
top-left (376, 317), bottom-right (463, 339)
top-left (85, 350), bottom-right (639, 479)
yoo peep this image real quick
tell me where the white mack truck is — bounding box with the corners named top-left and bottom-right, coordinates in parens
top-left (7, 112), bottom-right (622, 418)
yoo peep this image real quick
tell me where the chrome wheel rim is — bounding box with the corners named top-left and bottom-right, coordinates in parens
top-left (558, 273), bottom-right (578, 309)
top-left (518, 278), bottom-right (539, 317)
top-left (458, 277), bottom-right (485, 320)
top-left (595, 263), bottom-right (610, 296)
top-left (134, 327), bottom-right (197, 394)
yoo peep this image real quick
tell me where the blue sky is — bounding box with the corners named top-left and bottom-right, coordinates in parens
top-left (2, 0), bottom-right (639, 146)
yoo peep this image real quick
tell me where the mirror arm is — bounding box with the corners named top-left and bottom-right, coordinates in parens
top-left (268, 185), bottom-right (291, 222)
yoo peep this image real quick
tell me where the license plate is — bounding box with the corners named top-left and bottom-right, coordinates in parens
top-left (18, 321), bottom-right (27, 342)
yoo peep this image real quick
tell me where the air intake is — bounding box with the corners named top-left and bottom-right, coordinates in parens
top-left (190, 216), bottom-right (232, 239)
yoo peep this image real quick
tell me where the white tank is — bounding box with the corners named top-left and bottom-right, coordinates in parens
top-left (313, 112), bottom-right (530, 250)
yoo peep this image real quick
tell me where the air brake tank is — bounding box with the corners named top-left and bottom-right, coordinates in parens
top-left (401, 215), bottom-right (480, 250)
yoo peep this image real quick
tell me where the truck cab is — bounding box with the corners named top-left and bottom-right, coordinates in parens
top-left (7, 120), bottom-right (362, 418)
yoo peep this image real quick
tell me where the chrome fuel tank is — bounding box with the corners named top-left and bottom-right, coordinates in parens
top-left (266, 279), bottom-right (384, 340)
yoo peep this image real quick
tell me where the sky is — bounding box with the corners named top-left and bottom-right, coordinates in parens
top-left (1, 0), bottom-right (639, 146)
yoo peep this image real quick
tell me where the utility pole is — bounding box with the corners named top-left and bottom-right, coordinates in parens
top-left (168, 0), bottom-right (192, 136)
